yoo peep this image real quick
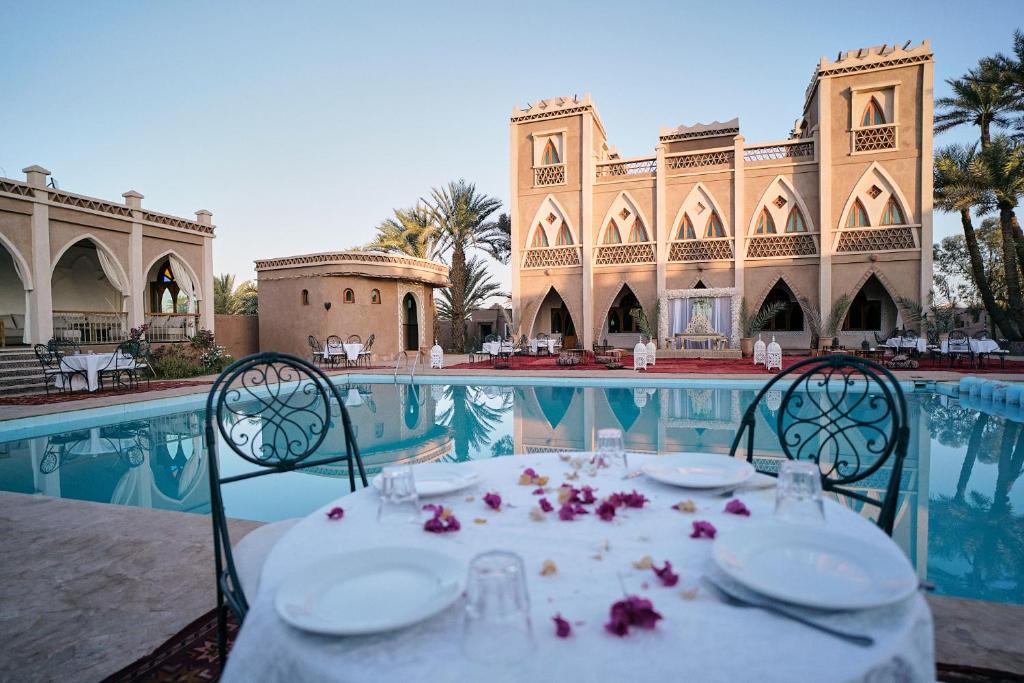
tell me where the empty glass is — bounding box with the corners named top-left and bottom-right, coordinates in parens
top-left (377, 465), bottom-right (419, 524)
top-left (595, 427), bottom-right (627, 469)
top-left (462, 550), bottom-right (532, 664)
top-left (775, 460), bottom-right (826, 525)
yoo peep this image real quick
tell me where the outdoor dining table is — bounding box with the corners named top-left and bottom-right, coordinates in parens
top-left (324, 343), bottom-right (362, 364)
top-left (940, 338), bottom-right (1001, 354)
top-left (884, 337), bottom-right (926, 354)
top-left (54, 352), bottom-right (134, 392)
top-left (222, 454), bottom-right (933, 683)
top-left (529, 338), bottom-right (556, 354)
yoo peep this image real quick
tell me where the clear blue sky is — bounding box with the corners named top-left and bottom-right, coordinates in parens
top-left (2, 1), bottom-right (1019, 290)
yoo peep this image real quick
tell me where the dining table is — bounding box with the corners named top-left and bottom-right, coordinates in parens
top-left (324, 343), bottom-right (362, 364)
top-left (54, 352), bottom-right (134, 392)
top-left (222, 454), bottom-right (933, 683)
top-left (884, 337), bottom-right (926, 354)
top-left (941, 338), bottom-right (1001, 354)
top-left (529, 338), bottom-right (556, 354)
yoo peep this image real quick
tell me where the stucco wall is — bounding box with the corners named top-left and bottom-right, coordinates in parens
top-left (215, 314), bottom-right (259, 359)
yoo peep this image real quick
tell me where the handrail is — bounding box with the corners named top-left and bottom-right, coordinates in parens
top-left (409, 351), bottom-right (420, 381)
top-left (394, 351), bottom-right (408, 382)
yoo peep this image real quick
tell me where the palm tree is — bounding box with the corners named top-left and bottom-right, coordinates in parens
top-left (365, 205), bottom-right (437, 259)
top-left (935, 63), bottom-right (1018, 149)
top-left (934, 144), bottom-right (1020, 338)
top-left (213, 274), bottom-right (259, 315)
top-left (435, 255), bottom-right (508, 327)
top-left (427, 180), bottom-right (503, 352)
top-left (987, 29), bottom-right (1024, 138)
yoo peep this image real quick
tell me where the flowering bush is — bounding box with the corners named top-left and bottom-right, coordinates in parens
top-left (151, 329), bottom-right (233, 378)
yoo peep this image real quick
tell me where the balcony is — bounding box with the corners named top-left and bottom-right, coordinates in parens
top-left (145, 313), bottom-right (200, 342)
top-left (852, 124), bottom-right (897, 153)
top-left (746, 234), bottom-right (819, 259)
top-left (53, 311), bottom-right (128, 344)
top-left (835, 226), bottom-right (917, 253)
top-left (595, 157), bottom-right (656, 181)
top-left (521, 245), bottom-right (582, 269)
top-left (668, 237), bottom-right (733, 262)
top-left (595, 242), bottom-right (656, 266)
top-left (666, 148), bottom-right (734, 172)
top-left (743, 140), bottom-right (815, 163)
top-left (533, 163), bottom-right (566, 187)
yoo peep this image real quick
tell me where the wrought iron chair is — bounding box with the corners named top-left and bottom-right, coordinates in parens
top-left (325, 334), bottom-right (344, 367)
top-left (536, 332), bottom-right (550, 355)
top-left (728, 355), bottom-right (909, 536)
top-left (946, 330), bottom-right (974, 368)
top-left (972, 330), bottom-right (1007, 368)
top-left (205, 352), bottom-right (367, 662)
top-left (33, 344), bottom-right (80, 395)
top-left (308, 335), bottom-right (325, 366)
top-left (98, 341), bottom-right (139, 391)
top-left (358, 333), bottom-right (375, 367)
top-left (346, 334), bottom-right (362, 345)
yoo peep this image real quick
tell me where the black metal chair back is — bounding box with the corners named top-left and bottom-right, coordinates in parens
top-left (326, 334), bottom-right (342, 347)
top-left (347, 334), bottom-right (362, 344)
top-left (205, 352), bottom-right (367, 657)
top-left (948, 329), bottom-right (969, 346)
top-left (363, 334), bottom-right (375, 353)
top-left (308, 335), bottom-right (322, 352)
top-left (728, 355), bottom-right (908, 535)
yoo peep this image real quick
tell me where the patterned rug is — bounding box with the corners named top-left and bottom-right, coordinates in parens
top-left (0, 380), bottom-right (210, 406)
top-left (99, 608), bottom-right (236, 683)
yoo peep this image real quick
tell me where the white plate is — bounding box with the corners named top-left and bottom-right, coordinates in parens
top-left (712, 523), bottom-right (918, 610)
top-left (275, 547), bottom-right (464, 635)
top-left (372, 464), bottom-right (480, 497)
top-left (641, 452), bottom-right (755, 489)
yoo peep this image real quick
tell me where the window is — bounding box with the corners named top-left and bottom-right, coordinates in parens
top-left (374, 423), bottom-right (385, 438)
top-left (531, 225), bottom-right (549, 247)
top-left (842, 291), bottom-right (882, 331)
top-left (607, 291), bottom-right (639, 333)
top-left (785, 208), bottom-right (806, 233)
top-left (301, 289), bottom-right (309, 305)
top-left (705, 212), bottom-right (725, 238)
top-left (150, 259), bottom-right (187, 313)
top-left (761, 283), bottom-right (803, 331)
top-left (880, 198), bottom-right (904, 225)
top-left (555, 222), bottom-right (573, 246)
top-left (343, 288), bottom-right (355, 303)
top-left (370, 288), bottom-right (381, 304)
top-left (627, 220), bottom-right (649, 243)
top-left (550, 304), bottom-right (575, 335)
top-left (678, 214), bottom-right (696, 240)
top-left (541, 139), bottom-right (560, 165)
top-left (846, 199), bottom-right (870, 228)
top-left (861, 98), bottom-right (885, 127)
top-left (754, 208), bottom-right (776, 235)
top-left (604, 221), bottom-right (622, 244)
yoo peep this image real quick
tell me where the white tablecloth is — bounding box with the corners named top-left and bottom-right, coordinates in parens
top-left (530, 338), bottom-right (556, 354)
top-left (481, 341), bottom-right (501, 356)
top-left (941, 339), bottom-right (1001, 354)
top-left (223, 454), bottom-right (933, 683)
top-left (324, 343), bottom-right (362, 362)
top-left (884, 337), bottom-right (926, 353)
top-left (54, 353), bottom-right (134, 392)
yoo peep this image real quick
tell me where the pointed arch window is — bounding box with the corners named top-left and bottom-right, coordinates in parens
top-left (555, 222), bottom-right (573, 246)
top-left (861, 98), bottom-right (885, 127)
top-left (541, 140), bottom-right (560, 166)
top-left (879, 198), bottom-right (905, 225)
top-left (301, 289), bottom-right (309, 305)
top-left (678, 214), bottom-right (696, 240)
top-left (604, 221), bottom-right (622, 244)
top-left (627, 220), bottom-right (649, 243)
top-left (531, 225), bottom-right (549, 248)
top-left (754, 208), bottom-right (776, 235)
top-left (846, 199), bottom-right (870, 228)
top-left (785, 208), bottom-right (807, 233)
top-left (705, 212), bottom-right (725, 238)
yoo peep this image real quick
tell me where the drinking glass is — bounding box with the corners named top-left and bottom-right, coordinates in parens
top-left (595, 427), bottom-right (627, 469)
top-left (462, 550), bottom-right (532, 664)
top-left (377, 465), bottom-right (419, 524)
top-left (774, 460), bottom-right (826, 525)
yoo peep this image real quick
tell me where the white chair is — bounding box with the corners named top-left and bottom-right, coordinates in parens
top-left (753, 335), bottom-right (766, 366)
top-left (633, 342), bottom-right (648, 370)
top-left (430, 344), bottom-right (443, 369)
top-left (645, 340), bottom-right (656, 366)
top-left (766, 336), bottom-right (783, 372)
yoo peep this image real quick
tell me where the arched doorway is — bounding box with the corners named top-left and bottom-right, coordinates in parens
top-left (144, 256), bottom-right (199, 341)
top-left (531, 288), bottom-right (577, 349)
top-left (758, 280), bottom-right (804, 332)
top-left (0, 242), bottom-right (28, 345)
top-left (403, 293), bottom-right (419, 351)
top-left (842, 274), bottom-right (897, 338)
top-left (51, 239), bottom-right (128, 344)
top-left (602, 284), bottom-right (644, 346)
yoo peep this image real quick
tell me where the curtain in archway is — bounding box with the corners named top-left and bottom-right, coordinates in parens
top-left (168, 256), bottom-right (197, 314)
top-left (668, 296), bottom-right (732, 341)
top-left (95, 248), bottom-right (127, 312)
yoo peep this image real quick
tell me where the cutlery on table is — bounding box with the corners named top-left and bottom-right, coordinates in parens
top-left (702, 575), bottom-right (875, 647)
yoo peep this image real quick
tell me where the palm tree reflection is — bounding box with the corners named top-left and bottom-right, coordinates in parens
top-left (437, 385), bottom-right (511, 462)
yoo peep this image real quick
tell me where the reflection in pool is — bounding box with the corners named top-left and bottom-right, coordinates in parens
top-left (0, 381), bottom-right (1021, 606)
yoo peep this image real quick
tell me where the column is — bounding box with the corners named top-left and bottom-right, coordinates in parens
top-left (817, 80), bottom-right (833, 311)
top-left (123, 191), bottom-right (145, 330)
top-left (196, 210), bottom-right (216, 333)
top-left (23, 165), bottom-right (52, 344)
top-left (580, 115), bottom-right (595, 349)
top-left (654, 144), bottom-right (668, 343)
top-left (919, 60), bottom-right (935, 310)
top-left (509, 121), bottom-right (521, 335)
top-left (732, 136), bottom-right (746, 311)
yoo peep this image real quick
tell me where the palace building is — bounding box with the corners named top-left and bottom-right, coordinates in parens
top-left (509, 41), bottom-right (934, 351)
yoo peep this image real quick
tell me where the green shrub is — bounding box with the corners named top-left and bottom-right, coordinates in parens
top-left (150, 328), bottom-right (234, 379)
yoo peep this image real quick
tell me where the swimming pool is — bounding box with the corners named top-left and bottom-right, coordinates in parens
top-left (0, 377), bottom-right (1020, 606)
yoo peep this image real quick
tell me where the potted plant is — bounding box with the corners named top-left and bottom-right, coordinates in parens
top-left (738, 298), bottom-right (787, 357)
top-left (800, 294), bottom-right (852, 352)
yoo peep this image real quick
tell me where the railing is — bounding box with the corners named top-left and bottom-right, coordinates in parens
top-left (533, 164), bottom-right (566, 186)
top-left (0, 179), bottom-right (33, 196)
top-left (666, 148), bottom-right (734, 171)
top-left (835, 226), bottom-right (917, 253)
top-left (853, 124), bottom-right (897, 152)
top-left (145, 313), bottom-right (200, 342)
top-left (393, 350), bottom-right (420, 382)
top-left (743, 140), bottom-right (815, 163)
top-left (595, 242), bottom-right (656, 265)
top-left (48, 190), bottom-right (133, 217)
top-left (53, 311), bottom-right (129, 344)
top-left (521, 245), bottom-right (582, 269)
top-left (746, 234), bottom-right (819, 258)
top-left (668, 238), bottom-right (733, 262)
top-left (595, 157), bottom-right (657, 180)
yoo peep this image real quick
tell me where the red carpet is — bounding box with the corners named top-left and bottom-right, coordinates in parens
top-left (449, 353), bottom-right (1024, 375)
top-left (0, 380), bottom-right (210, 406)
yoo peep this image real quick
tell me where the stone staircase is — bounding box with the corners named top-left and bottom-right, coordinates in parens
top-left (0, 347), bottom-right (47, 396)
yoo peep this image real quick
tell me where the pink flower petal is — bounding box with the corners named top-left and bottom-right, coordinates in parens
top-left (605, 595), bottom-right (662, 636)
top-left (652, 560), bottom-right (679, 587)
top-left (532, 487), bottom-right (545, 495)
top-left (539, 498), bottom-right (554, 513)
top-left (579, 486), bottom-right (597, 505)
top-left (553, 613), bottom-right (571, 638)
top-left (690, 520), bottom-right (717, 539)
top-left (325, 506), bottom-right (344, 520)
top-left (483, 492), bottom-right (502, 510)
top-left (523, 467), bottom-right (538, 478)
top-left (558, 503), bottom-right (576, 521)
top-left (724, 499), bottom-right (751, 516)
top-left (596, 500), bottom-right (617, 521)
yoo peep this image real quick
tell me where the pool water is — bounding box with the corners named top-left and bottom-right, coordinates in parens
top-left (0, 380), bottom-right (1021, 606)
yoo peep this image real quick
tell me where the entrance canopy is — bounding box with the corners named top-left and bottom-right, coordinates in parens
top-left (659, 287), bottom-right (740, 348)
